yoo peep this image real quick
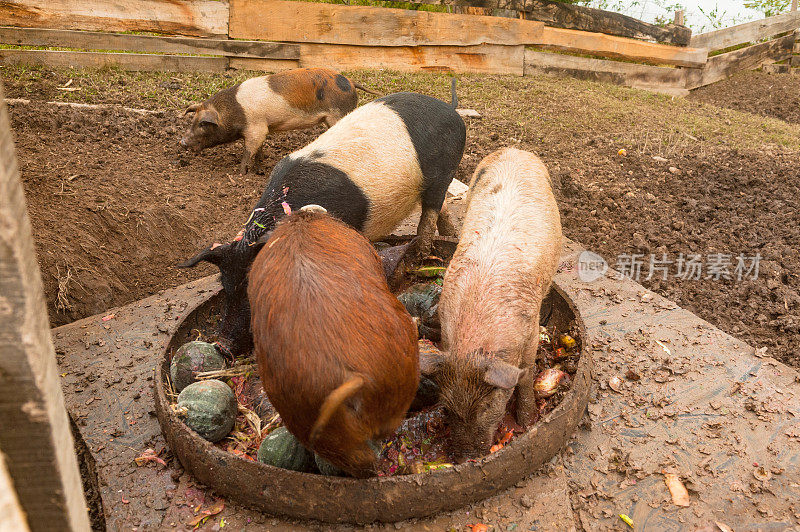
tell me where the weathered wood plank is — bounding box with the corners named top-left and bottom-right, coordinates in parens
top-left (524, 49), bottom-right (688, 95)
top-left (229, 57), bottom-right (301, 71)
top-left (0, 27), bottom-right (299, 60)
top-left (0, 83), bottom-right (91, 532)
top-left (230, 0), bottom-right (543, 46)
top-left (537, 26), bottom-right (707, 67)
top-left (0, 49), bottom-right (228, 72)
top-left (794, 41), bottom-right (800, 53)
top-left (377, 0), bottom-right (691, 45)
top-left (0, 0), bottom-right (228, 37)
top-left (761, 62), bottom-right (791, 73)
top-left (299, 43), bottom-right (524, 74)
top-left (685, 33), bottom-right (796, 89)
top-left (471, 0), bottom-right (690, 45)
top-left (0, 452), bottom-right (30, 532)
top-left (690, 12), bottom-right (800, 51)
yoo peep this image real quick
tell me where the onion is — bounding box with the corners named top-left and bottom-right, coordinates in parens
top-left (533, 368), bottom-right (569, 398)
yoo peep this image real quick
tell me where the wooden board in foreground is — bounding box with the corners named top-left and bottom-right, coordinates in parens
top-left (537, 26), bottom-right (708, 67)
top-left (685, 33), bottom-right (796, 89)
top-left (690, 12), bottom-right (800, 52)
top-left (0, 453), bottom-right (29, 531)
top-left (0, 27), bottom-right (300, 60)
top-left (299, 43), bottom-right (524, 75)
top-left (524, 49), bottom-right (688, 96)
top-left (0, 0), bottom-right (228, 37)
top-left (0, 49), bottom-right (229, 72)
top-left (0, 83), bottom-right (91, 532)
top-left (230, 0), bottom-right (543, 46)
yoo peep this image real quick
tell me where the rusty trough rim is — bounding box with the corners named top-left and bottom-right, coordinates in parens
top-left (155, 282), bottom-right (592, 524)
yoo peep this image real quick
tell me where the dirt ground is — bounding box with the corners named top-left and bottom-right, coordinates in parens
top-left (3, 66), bottom-right (800, 368)
top-left (689, 69), bottom-right (800, 125)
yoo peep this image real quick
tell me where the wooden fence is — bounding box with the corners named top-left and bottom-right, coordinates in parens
top-left (0, 0), bottom-right (798, 95)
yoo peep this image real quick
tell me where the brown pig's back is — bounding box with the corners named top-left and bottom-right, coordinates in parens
top-left (247, 212), bottom-right (419, 448)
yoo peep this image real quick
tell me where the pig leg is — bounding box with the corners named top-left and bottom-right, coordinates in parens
top-left (240, 125), bottom-right (269, 174)
top-left (437, 204), bottom-right (457, 237)
top-left (389, 207), bottom-right (439, 286)
top-left (515, 322), bottom-right (541, 427)
top-left (390, 171), bottom-right (454, 284)
top-left (323, 114), bottom-right (342, 128)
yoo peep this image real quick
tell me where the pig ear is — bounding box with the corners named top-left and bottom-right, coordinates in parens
top-left (419, 347), bottom-right (445, 376)
top-left (178, 243), bottom-right (230, 268)
top-left (183, 103), bottom-right (201, 117)
top-left (198, 109), bottom-right (220, 127)
top-left (481, 359), bottom-right (526, 390)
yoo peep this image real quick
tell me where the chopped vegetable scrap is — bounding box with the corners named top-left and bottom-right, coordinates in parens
top-left (377, 406), bottom-right (451, 476)
top-left (663, 471), bottom-right (690, 507)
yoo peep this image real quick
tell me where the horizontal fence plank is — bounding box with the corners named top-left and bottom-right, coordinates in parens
top-left (376, 0), bottom-right (690, 45)
top-left (489, 0), bottom-right (691, 45)
top-left (524, 49), bottom-right (688, 95)
top-left (690, 11), bottom-right (800, 51)
top-left (230, 0), bottom-right (543, 46)
top-left (685, 32), bottom-right (796, 89)
top-left (0, 49), bottom-right (228, 71)
top-left (298, 43), bottom-right (524, 74)
top-left (537, 26), bottom-right (707, 67)
top-left (229, 57), bottom-right (301, 71)
top-left (0, 27), bottom-right (300, 59)
top-left (0, 0), bottom-right (227, 37)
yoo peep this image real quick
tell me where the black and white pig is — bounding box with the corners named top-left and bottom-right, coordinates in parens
top-left (180, 83), bottom-right (466, 356)
top-left (179, 68), bottom-right (378, 174)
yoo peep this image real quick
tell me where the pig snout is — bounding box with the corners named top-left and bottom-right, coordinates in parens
top-left (179, 135), bottom-right (202, 152)
top-left (448, 424), bottom-right (494, 463)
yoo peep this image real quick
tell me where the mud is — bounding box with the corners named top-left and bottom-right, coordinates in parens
top-left (7, 70), bottom-right (800, 371)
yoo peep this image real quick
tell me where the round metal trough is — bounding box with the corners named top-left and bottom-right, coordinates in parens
top-left (154, 246), bottom-right (592, 524)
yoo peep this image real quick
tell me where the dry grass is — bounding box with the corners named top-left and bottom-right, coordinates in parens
top-left (55, 264), bottom-right (73, 312)
top-left (3, 65), bottom-right (799, 167)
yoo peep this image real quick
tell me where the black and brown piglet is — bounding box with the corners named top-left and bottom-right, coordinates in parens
top-left (180, 67), bottom-right (377, 173)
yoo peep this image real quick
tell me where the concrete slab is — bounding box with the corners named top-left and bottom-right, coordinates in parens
top-left (52, 239), bottom-right (800, 531)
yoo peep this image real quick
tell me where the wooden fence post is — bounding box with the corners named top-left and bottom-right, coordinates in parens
top-left (0, 83), bottom-right (91, 531)
top-left (792, 0), bottom-right (797, 12)
top-left (674, 9), bottom-right (685, 26)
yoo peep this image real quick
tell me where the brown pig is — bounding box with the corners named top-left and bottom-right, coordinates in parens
top-left (180, 68), bottom-right (378, 173)
top-left (247, 205), bottom-right (419, 477)
top-left (420, 148), bottom-right (563, 462)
